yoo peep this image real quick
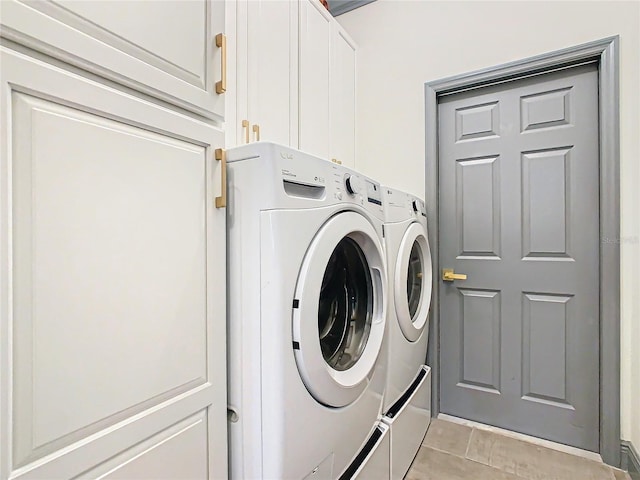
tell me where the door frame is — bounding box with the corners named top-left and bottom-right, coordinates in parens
top-left (425, 36), bottom-right (620, 466)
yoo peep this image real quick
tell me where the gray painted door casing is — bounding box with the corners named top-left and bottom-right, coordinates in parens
top-left (438, 64), bottom-right (600, 452)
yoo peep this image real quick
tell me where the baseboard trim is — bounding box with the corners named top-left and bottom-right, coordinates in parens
top-left (621, 441), bottom-right (640, 478)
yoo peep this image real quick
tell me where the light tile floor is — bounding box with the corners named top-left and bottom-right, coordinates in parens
top-left (406, 418), bottom-right (633, 480)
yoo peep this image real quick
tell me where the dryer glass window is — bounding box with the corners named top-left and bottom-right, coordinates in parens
top-left (407, 241), bottom-right (423, 320)
top-left (318, 237), bottom-right (372, 371)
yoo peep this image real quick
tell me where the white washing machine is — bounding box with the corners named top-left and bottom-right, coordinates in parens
top-left (226, 142), bottom-right (390, 480)
top-left (380, 187), bottom-right (433, 480)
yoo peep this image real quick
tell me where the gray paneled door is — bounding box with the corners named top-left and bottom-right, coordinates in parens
top-left (439, 64), bottom-right (600, 451)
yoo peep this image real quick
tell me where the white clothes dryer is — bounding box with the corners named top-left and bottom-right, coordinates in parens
top-left (226, 143), bottom-right (389, 480)
top-left (380, 187), bottom-right (433, 480)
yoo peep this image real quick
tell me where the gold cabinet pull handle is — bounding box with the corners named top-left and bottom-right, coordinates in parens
top-left (331, 158), bottom-right (342, 165)
top-left (242, 120), bottom-right (250, 144)
top-left (442, 268), bottom-right (467, 282)
top-left (215, 33), bottom-right (227, 94)
top-left (215, 148), bottom-right (227, 208)
top-left (252, 124), bottom-right (260, 141)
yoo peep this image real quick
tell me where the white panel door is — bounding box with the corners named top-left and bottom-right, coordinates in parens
top-left (0, 47), bottom-right (227, 479)
top-left (329, 24), bottom-right (356, 168)
top-left (0, 0), bottom-right (226, 119)
top-left (299, 0), bottom-right (331, 159)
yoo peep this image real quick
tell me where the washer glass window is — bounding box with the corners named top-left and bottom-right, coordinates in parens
top-left (318, 237), bottom-right (372, 371)
top-left (406, 240), bottom-right (423, 320)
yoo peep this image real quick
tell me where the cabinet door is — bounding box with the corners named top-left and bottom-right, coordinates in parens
top-left (0, 0), bottom-right (225, 119)
top-left (0, 47), bottom-right (227, 479)
top-left (330, 25), bottom-right (356, 168)
top-left (298, 0), bottom-right (331, 159)
top-left (233, 0), bottom-right (296, 147)
top-left (247, 0), bottom-right (297, 146)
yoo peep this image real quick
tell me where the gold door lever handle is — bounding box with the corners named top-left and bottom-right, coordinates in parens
top-left (442, 269), bottom-right (467, 282)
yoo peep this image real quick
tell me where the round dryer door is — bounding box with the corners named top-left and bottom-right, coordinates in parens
top-left (292, 211), bottom-right (386, 408)
top-left (394, 222), bottom-right (433, 342)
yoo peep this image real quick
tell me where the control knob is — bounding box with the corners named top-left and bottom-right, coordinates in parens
top-left (345, 175), bottom-right (362, 195)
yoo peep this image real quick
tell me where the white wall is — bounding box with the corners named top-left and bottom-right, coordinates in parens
top-left (339, 0), bottom-right (640, 449)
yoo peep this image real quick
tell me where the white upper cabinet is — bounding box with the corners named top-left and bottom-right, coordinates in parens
top-left (298, 0), bottom-right (331, 160)
top-left (0, 0), bottom-right (226, 119)
top-left (234, 0), bottom-right (297, 146)
top-left (231, 0), bottom-right (356, 167)
top-left (329, 23), bottom-right (356, 168)
top-left (298, 0), bottom-right (357, 167)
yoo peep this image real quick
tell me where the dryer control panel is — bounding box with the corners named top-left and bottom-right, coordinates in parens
top-left (382, 186), bottom-right (428, 223)
top-left (411, 197), bottom-right (426, 217)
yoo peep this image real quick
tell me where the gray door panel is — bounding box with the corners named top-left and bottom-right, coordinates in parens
top-left (439, 64), bottom-right (599, 451)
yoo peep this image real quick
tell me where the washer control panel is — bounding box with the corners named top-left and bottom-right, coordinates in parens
top-left (366, 180), bottom-right (382, 207)
top-left (335, 172), bottom-right (382, 206)
top-left (326, 168), bottom-right (383, 216)
top-left (258, 141), bottom-right (384, 217)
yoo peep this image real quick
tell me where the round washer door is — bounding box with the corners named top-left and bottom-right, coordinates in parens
top-left (293, 211), bottom-right (386, 408)
top-left (394, 222), bottom-right (433, 342)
